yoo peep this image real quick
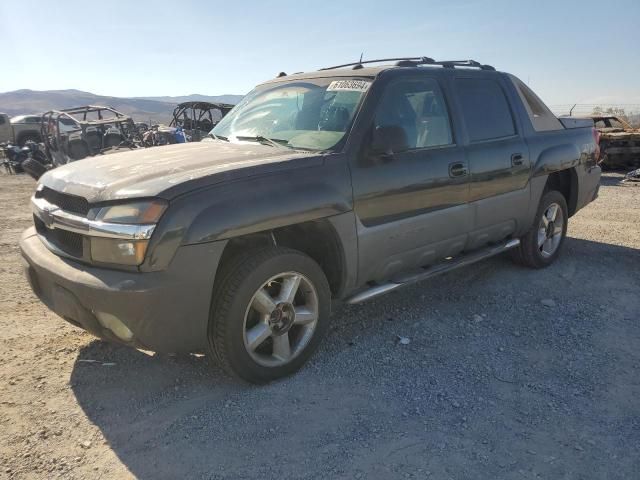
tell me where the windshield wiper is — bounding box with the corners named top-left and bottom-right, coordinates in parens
top-left (235, 135), bottom-right (291, 149)
top-left (208, 133), bottom-right (229, 142)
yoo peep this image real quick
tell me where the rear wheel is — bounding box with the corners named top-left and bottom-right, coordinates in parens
top-left (512, 190), bottom-right (568, 268)
top-left (17, 133), bottom-right (40, 147)
top-left (208, 247), bottom-right (331, 383)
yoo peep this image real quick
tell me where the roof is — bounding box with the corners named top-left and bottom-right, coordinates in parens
top-left (260, 58), bottom-right (500, 86)
top-left (10, 114), bottom-right (40, 123)
top-left (175, 101), bottom-right (235, 110)
top-left (60, 105), bottom-right (127, 117)
top-left (261, 66), bottom-right (385, 85)
top-left (580, 115), bottom-right (622, 120)
top-left (589, 116), bottom-right (634, 130)
top-left (42, 106), bottom-right (133, 126)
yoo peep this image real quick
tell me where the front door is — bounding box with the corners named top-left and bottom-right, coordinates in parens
top-left (350, 75), bottom-right (471, 283)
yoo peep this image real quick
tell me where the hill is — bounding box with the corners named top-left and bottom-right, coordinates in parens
top-left (136, 94), bottom-right (244, 105)
top-left (0, 89), bottom-right (243, 124)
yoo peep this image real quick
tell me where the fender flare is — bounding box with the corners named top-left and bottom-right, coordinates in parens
top-left (532, 143), bottom-right (581, 177)
top-left (144, 167), bottom-right (354, 272)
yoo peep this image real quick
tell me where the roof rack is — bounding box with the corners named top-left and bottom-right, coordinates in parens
top-left (318, 57), bottom-right (495, 71)
top-left (319, 57), bottom-right (433, 70)
top-left (434, 59), bottom-right (496, 71)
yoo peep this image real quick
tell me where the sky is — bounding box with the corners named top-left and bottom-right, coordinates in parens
top-left (0, 0), bottom-right (639, 108)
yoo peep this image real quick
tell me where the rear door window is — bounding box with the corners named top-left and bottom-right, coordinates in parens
top-left (455, 78), bottom-right (515, 141)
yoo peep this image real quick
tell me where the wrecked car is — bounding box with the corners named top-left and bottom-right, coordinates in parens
top-left (41, 106), bottom-right (140, 166)
top-left (587, 115), bottom-right (640, 169)
top-left (135, 122), bottom-right (150, 134)
top-left (169, 101), bottom-right (234, 141)
top-left (142, 124), bottom-right (186, 146)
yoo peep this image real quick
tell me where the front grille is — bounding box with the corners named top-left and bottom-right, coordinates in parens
top-left (34, 214), bottom-right (84, 258)
top-left (36, 187), bottom-right (89, 216)
top-left (33, 187), bottom-right (89, 259)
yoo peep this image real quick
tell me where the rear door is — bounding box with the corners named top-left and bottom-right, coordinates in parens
top-left (451, 75), bottom-right (530, 249)
top-left (350, 73), bottom-right (471, 283)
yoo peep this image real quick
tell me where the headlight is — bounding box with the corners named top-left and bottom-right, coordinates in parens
top-left (92, 200), bottom-right (167, 224)
top-left (89, 200), bottom-right (167, 266)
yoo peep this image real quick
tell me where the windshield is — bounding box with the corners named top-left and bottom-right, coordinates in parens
top-left (211, 77), bottom-right (372, 151)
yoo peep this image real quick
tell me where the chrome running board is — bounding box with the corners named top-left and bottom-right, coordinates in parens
top-left (345, 238), bottom-right (520, 304)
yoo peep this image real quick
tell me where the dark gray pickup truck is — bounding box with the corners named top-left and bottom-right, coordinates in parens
top-left (20, 57), bottom-right (601, 383)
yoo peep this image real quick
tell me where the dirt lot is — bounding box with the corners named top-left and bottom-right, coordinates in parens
top-left (0, 171), bottom-right (638, 479)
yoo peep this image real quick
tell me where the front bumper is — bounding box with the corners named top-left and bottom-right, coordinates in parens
top-left (20, 227), bottom-right (226, 353)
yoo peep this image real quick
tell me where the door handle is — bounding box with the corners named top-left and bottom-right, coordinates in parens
top-left (511, 153), bottom-right (524, 166)
top-left (449, 162), bottom-right (468, 177)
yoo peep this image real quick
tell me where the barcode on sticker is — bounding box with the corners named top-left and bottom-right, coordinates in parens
top-left (327, 80), bottom-right (371, 92)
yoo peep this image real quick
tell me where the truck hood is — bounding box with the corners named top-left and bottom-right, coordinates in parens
top-left (40, 141), bottom-right (318, 203)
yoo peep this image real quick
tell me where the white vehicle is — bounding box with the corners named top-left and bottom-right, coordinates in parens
top-left (0, 113), bottom-right (43, 145)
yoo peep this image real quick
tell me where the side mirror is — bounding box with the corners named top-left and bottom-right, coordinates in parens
top-left (371, 125), bottom-right (409, 156)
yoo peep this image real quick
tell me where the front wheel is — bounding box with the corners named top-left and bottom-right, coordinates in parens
top-left (208, 247), bottom-right (331, 383)
top-left (512, 190), bottom-right (568, 268)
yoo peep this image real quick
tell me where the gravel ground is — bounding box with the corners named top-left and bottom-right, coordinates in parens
top-left (0, 171), bottom-right (639, 479)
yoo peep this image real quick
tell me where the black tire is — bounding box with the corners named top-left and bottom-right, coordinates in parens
top-left (21, 157), bottom-right (48, 180)
top-left (512, 190), bottom-right (568, 268)
top-left (17, 133), bottom-right (40, 147)
top-left (104, 133), bottom-right (123, 149)
top-left (208, 247), bottom-right (331, 383)
top-left (68, 141), bottom-right (89, 161)
top-left (32, 151), bottom-right (49, 166)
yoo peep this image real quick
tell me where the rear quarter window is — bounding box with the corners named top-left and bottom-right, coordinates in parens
top-left (455, 78), bottom-right (515, 142)
top-left (510, 75), bottom-right (563, 132)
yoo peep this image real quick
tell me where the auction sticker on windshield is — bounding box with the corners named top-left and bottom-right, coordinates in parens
top-left (327, 80), bottom-right (371, 92)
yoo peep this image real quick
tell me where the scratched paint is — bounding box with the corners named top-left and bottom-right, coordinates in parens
top-left (41, 141), bottom-right (313, 202)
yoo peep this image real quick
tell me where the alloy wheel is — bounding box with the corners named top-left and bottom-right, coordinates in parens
top-left (537, 202), bottom-right (564, 258)
top-left (242, 272), bottom-right (319, 367)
